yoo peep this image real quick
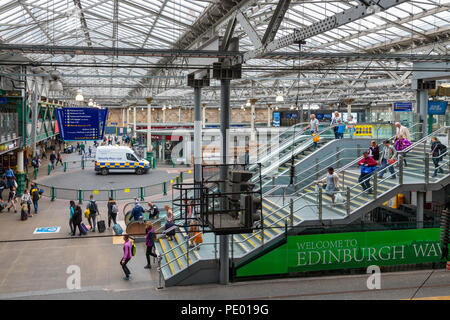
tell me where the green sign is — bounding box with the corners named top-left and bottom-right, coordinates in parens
top-left (236, 228), bottom-right (442, 278)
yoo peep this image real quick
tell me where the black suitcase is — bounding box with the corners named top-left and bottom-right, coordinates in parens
top-left (97, 220), bottom-right (106, 233)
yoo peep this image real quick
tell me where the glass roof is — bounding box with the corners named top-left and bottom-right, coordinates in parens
top-left (0, 0), bottom-right (449, 104)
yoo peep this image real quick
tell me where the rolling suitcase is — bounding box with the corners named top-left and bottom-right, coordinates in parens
top-left (80, 223), bottom-right (89, 234)
top-left (113, 223), bottom-right (123, 235)
top-left (97, 220), bottom-right (106, 233)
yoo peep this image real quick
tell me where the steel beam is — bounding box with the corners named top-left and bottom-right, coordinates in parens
top-left (261, 0), bottom-right (291, 46)
top-left (236, 10), bottom-right (262, 49)
top-left (236, 0), bottom-right (410, 64)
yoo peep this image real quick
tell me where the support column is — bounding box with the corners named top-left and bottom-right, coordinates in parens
top-left (417, 191), bottom-right (425, 229)
top-left (122, 108), bottom-right (125, 127)
top-left (126, 106), bottom-right (130, 134)
top-left (162, 107), bottom-right (166, 123)
top-left (418, 90), bottom-right (428, 136)
top-left (16, 149), bottom-right (25, 196)
top-left (178, 107), bottom-right (182, 123)
top-left (145, 98), bottom-right (153, 164)
top-left (31, 82), bottom-right (38, 157)
top-left (194, 87), bottom-right (202, 202)
top-left (267, 104), bottom-right (271, 127)
top-left (202, 104), bottom-right (206, 128)
top-left (133, 103), bottom-right (137, 138)
top-left (345, 99), bottom-right (354, 121)
top-left (219, 79), bottom-right (230, 285)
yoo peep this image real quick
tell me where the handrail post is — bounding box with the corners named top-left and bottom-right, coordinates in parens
top-left (186, 240), bottom-right (190, 267)
top-left (282, 187), bottom-right (286, 206)
top-left (373, 173), bottom-right (377, 200)
top-left (336, 147), bottom-right (340, 168)
top-left (425, 153), bottom-right (429, 184)
top-left (290, 198), bottom-right (294, 227)
top-left (272, 176), bottom-right (275, 187)
top-left (315, 158), bottom-right (319, 181)
top-left (214, 234), bottom-right (217, 260)
top-left (399, 154), bottom-right (404, 185)
top-left (342, 171), bottom-right (345, 190)
top-left (318, 188), bottom-right (323, 222)
top-left (346, 187), bottom-right (350, 216)
top-left (157, 256), bottom-right (163, 289)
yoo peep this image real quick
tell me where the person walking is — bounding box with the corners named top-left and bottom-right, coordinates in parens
top-left (30, 184), bottom-right (40, 214)
top-left (31, 155), bottom-right (41, 173)
top-left (331, 111), bottom-right (341, 139)
top-left (131, 202), bottom-right (144, 221)
top-left (378, 140), bottom-right (397, 179)
top-left (107, 197), bottom-right (118, 228)
top-left (164, 204), bottom-right (175, 241)
top-left (316, 167), bottom-right (340, 205)
top-left (347, 115), bottom-right (356, 139)
top-left (368, 140), bottom-right (380, 161)
top-left (395, 122), bottom-right (411, 141)
top-left (146, 201), bottom-right (159, 219)
top-left (56, 151), bottom-right (63, 166)
top-left (20, 188), bottom-right (32, 217)
top-left (41, 145), bottom-right (47, 159)
top-left (69, 200), bottom-right (76, 236)
top-left (3, 167), bottom-right (16, 189)
top-left (72, 205), bottom-right (85, 236)
top-left (7, 186), bottom-right (17, 213)
top-left (49, 151), bottom-right (56, 170)
top-left (121, 234), bottom-right (133, 280)
top-left (144, 222), bottom-right (158, 269)
top-left (80, 142), bottom-right (85, 155)
top-left (358, 152), bottom-right (378, 194)
top-left (430, 137), bottom-right (446, 177)
top-left (86, 195), bottom-right (99, 232)
top-left (305, 114), bottom-right (319, 149)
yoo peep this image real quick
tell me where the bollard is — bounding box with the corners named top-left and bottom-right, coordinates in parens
top-left (34, 168), bottom-right (38, 180)
top-left (110, 190), bottom-right (114, 199)
top-left (81, 159), bottom-right (85, 170)
top-left (163, 182), bottom-right (167, 196)
top-left (48, 163), bottom-right (52, 175)
top-left (180, 171), bottom-right (183, 183)
top-left (139, 187), bottom-right (144, 201)
top-left (63, 162), bottom-right (67, 172)
top-left (78, 190), bottom-right (83, 204)
top-left (51, 186), bottom-right (55, 201)
top-left (176, 177), bottom-right (179, 185)
top-left (172, 160), bottom-right (175, 168)
top-left (152, 158), bottom-right (156, 169)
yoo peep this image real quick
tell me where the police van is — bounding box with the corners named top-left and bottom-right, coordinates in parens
top-left (95, 146), bottom-right (150, 175)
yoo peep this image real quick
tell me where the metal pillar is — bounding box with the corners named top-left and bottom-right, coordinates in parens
top-left (202, 104), bottom-right (206, 128)
top-left (418, 90), bottom-right (428, 136)
top-left (219, 79), bottom-right (230, 285)
top-left (126, 107), bottom-right (129, 134)
top-left (122, 108), bottom-right (125, 127)
top-left (31, 82), bottom-right (38, 157)
top-left (267, 104), bottom-right (271, 127)
top-left (194, 87), bottom-right (202, 202)
top-left (133, 103), bottom-right (137, 138)
top-left (417, 191), bottom-right (425, 229)
top-left (145, 98), bottom-right (153, 163)
top-left (16, 149), bottom-right (25, 196)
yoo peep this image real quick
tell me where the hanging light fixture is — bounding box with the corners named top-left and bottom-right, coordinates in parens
top-left (75, 89), bottom-right (84, 102)
top-left (88, 98), bottom-right (93, 107)
top-left (246, 100), bottom-right (251, 107)
top-left (275, 93), bottom-right (284, 102)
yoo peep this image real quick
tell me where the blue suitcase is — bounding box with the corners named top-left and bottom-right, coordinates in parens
top-left (113, 223), bottom-right (123, 235)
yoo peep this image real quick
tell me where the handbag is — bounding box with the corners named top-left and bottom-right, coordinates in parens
top-left (335, 193), bottom-right (344, 204)
top-left (312, 134), bottom-right (320, 143)
top-left (84, 208), bottom-right (90, 219)
top-left (387, 149), bottom-right (396, 165)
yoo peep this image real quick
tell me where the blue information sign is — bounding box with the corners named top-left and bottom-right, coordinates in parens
top-left (428, 101), bottom-right (448, 115)
top-left (0, 98), bottom-right (7, 104)
top-left (272, 112), bottom-right (280, 127)
top-left (56, 107), bottom-right (100, 141)
top-left (394, 102), bottom-right (412, 112)
top-left (99, 108), bottom-right (109, 140)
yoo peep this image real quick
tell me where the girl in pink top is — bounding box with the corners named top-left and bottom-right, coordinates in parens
top-left (121, 234), bottom-right (132, 280)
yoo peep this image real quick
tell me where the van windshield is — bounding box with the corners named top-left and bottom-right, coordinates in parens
top-left (126, 153), bottom-right (139, 162)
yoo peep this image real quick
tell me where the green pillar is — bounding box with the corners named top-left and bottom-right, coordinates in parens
top-left (81, 159), bottom-right (85, 170)
top-left (48, 163), bottom-right (52, 175)
top-left (139, 187), bottom-right (145, 201)
top-left (63, 162), bottom-right (67, 172)
top-left (34, 168), bottom-right (38, 180)
top-left (51, 186), bottom-right (55, 201)
top-left (180, 171), bottom-right (183, 183)
top-left (16, 172), bottom-right (25, 196)
top-left (78, 190), bottom-right (83, 204)
top-left (146, 151), bottom-right (153, 170)
top-left (163, 182), bottom-right (167, 196)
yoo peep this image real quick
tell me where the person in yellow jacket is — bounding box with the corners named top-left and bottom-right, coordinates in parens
top-left (188, 220), bottom-right (203, 250)
top-left (30, 184), bottom-right (41, 214)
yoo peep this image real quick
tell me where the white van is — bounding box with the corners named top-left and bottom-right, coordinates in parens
top-left (95, 146), bottom-right (150, 175)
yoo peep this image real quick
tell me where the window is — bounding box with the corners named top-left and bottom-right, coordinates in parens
top-left (126, 153), bottom-right (138, 162)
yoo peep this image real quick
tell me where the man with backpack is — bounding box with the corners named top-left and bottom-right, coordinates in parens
top-left (30, 184), bottom-right (40, 214)
top-left (131, 202), bottom-right (144, 221)
top-left (31, 155), bottom-right (41, 170)
top-left (86, 195), bottom-right (99, 232)
top-left (107, 197), bottom-right (118, 229)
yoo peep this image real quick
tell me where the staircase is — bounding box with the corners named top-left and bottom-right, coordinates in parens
top-left (155, 126), bottom-right (450, 287)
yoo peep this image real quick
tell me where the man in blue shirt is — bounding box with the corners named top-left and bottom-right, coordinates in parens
top-left (3, 168), bottom-right (15, 188)
top-left (131, 203), bottom-right (144, 221)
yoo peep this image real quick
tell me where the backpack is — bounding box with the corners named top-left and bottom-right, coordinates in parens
top-left (31, 188), bottom-right (40, 201)
top-left (89, 201), bottom-right (97, 214)
top-left (130, 241), bottom-right (136, 256)
top-left (111, 203), bottom-right (118, 214)
top-left (32, 159), bottom-right (37, 167)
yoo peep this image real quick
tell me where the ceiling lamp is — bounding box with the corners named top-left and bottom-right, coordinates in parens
top-left (75, 89), bottom-right (84, 102)
top-left (275, 106), bottom-right (279, 110)
top-left (246, 100), bottom-right (251, 107)
top-left (275, 93), bottom-right (284, 102)
top-left (88, 99), bottom-right (93, 107)
top-left (49, 80), bottom-right (63, 92)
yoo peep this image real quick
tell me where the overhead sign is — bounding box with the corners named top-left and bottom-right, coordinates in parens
top-left (394, 102), bottom-right (413, 112)
top-left (33, 226), bottom-right (61, 234)
top-left (428, 100), bottom-right (448, 115)
top-left (56, 107), bottom-right (100, 141)
top-left (0, 98), bottom-right (7, 104)
top-left (236, 228), bottom-right (441, 278)
top-left (272, 112), bottom-right (280, 127)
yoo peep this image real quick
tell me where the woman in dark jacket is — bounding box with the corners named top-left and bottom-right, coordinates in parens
top-left (430, 137), bottom-right (446, 177)
top-left (72, 205), bottom-right (84, 236)
top-left (107, 197), bottom-right (118, 228)
top-left (368, 140), bottom-right (380, 161)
